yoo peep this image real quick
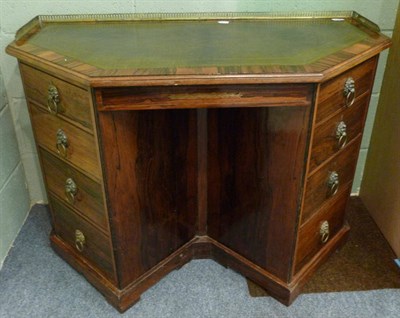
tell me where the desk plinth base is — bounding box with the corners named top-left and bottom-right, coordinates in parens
top-left (50, 224), bottom-right (350, 313)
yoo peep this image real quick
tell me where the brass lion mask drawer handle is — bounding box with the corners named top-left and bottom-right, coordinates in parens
top-left (65, 178), bottom-right (78, 203)
top-left (56, 128), bottom-right (69, 157)
top-left (344, 77), bottom-right (355, 107)
top-left (336, 121), bottom-right (348, 149)
top-left (75, 229), bottom-right (85, 252)
top-left (47, 84), bottom-right (60, 115)
top-left (327, 171), bottom-right (339, 197)
top-left (320, 221), bottom-right (330, 243)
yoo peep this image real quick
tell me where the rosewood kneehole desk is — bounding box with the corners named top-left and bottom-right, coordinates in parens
top-left (6, 12), bottom-right (391, 312)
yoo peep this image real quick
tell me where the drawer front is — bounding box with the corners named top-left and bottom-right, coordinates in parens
top-left (295, 187), bottom-right (350, 273)
top-left (96, 84), bottom-right (313, 111)
top-left (40, 149), bottom-right (108, 231)
top-left (20, 63), bottom-right (93, 130)
top-left (50, 195), bottom-right (115, 281)
top-left (310, 93), bottom-right (369, 172)
top-left (302, 137), bottom-right (361, 224)
top-left (316, 57), bottom-right (377, 123)
top-left (29, 103), bottom-right (101, 180)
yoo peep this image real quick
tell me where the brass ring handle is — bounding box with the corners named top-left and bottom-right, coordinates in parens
top-left (327, 171), bottom-right (339, 197)
top-left (47, 85), bottom-right (60, 115)
top-left (336, 121), bottom-right (348, 149)
top-left (346, 90), bottom-right (355, 107)
top-left (75, 240), bottom-right (84, 252)
top-left (75, 230), bottom-right (85, 252)
top-left (56, 143), bottom-right (68, 157)
top-left (344, 78), bottom-right (355, 107)
top-left (65, 178), bottom-right (78, 203)
top-left (56, 129), bottom-right (68, 158)
top-left (320, 221), bottom-right (330, 243)
top-left (338, 133), bottom-right (348, 149)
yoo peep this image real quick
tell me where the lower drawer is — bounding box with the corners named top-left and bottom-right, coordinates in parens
top-left (302, 137), bottom-right (361, 224)
top-left (49, 195), bottom-right (115, 281)
top-left (294, 187), bottom-right (350, 273)
top-left (40, 148), bottom-right (108, 232)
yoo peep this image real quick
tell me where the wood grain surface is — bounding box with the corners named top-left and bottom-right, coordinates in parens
top-left (96, 84), bottom-right (313, 111)
top-left (98, 109), bottom-right (198, 288)
top-left (207, 104), bottom-right (312, 281)
top-left (20, 63), bottom-right (93, 131)
top-left (40, 148), bottom-right (108, 232)
top-left (50, 195), bottom-right (116, 282)
top-left (316, 57), bottom-right (377, 123)
top-left (29, 103), bottom-right (101, 180)
top-left (295, 187), bottom-right (350, 273)
top-left (310, 93), bottom-right (370, 172)
top-left (302, 137), bottom-right (362, 223)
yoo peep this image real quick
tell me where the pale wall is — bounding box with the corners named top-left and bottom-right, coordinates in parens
top-left (0, 63), bottom-right (30, 269)
top-left (0, 0), bottom-right (398, 265)
top-left (360, 4), bottom-right (400, 257)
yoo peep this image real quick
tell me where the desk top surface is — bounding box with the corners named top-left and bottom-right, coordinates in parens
top-left (7, 12), bottom-right (391, 86)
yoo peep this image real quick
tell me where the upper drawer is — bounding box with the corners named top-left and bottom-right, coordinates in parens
top-left (316, 57), bottom-right (377, 123)
top-left (40, 148), bottom-right (108, 232)
top-left (20, 63), bottom-right (94, 131)
top-left (309, 93), bottom-right (369, 172)
top-left (95, 84), bottom-right (313, 111)
top-left (29, 103), bottom-right (101, 180)
top-left (302, 137), bottom-right (361, 224)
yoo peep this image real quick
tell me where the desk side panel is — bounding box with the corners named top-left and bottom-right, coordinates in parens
top-left (97, 109), bottom-right (198, 288)
top-left (207, 102), bottom-right (312, 281)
